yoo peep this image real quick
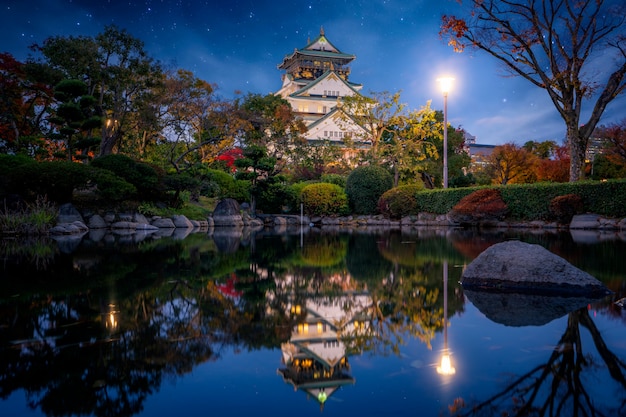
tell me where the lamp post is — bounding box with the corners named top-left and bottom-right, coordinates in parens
top-left (437, 77), bottom-right (454, 188)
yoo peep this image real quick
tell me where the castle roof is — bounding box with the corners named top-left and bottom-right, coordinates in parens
top-left (278, 27), bottom-right (355, 70)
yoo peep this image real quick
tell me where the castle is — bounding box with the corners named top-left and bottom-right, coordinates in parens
top-left (275, 27), bottom-right (369, 146)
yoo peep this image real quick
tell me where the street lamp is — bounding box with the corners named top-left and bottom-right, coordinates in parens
top-left (437, 77), bottom-right (454, 188)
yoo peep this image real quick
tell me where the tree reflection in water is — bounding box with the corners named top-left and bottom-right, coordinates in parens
top-left (0, 228), bottom-right (624, 416)
top-left (450, 307), bottom-right (626, 417)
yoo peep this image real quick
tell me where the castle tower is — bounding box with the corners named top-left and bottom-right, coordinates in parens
top-left (276, 27), bottom-right (369, 144)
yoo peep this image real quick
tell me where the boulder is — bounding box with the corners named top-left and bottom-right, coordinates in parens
top-left (570, 214), bottom-right (601, 229)
top-left (151, 217), bottom-right (176, 228)
top-left (172, 214), bottom-right (193, 228)
top-left (88, 214), bottom-right (108, 229)
top-left (461, 240), bottom-right (611, 297)
top-left (111, 221), bottom-right (137, 230)
top-left (49, 221), bottom-right (89, 235)
top-left (133, 213), bottom-right (150, 225)
top-left (212, 198), bottom-right (243, 227)
top-left (57, 203), bottom-right (84, 224)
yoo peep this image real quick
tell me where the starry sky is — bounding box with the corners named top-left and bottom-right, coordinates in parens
top-left (2, 0), bottom-right (625, 146)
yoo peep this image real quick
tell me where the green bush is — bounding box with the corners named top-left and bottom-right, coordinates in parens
top-left (378, 184), bottom-right (424, 219)
top-left (91, 154), bottom-right (163, 201)
top-left (320, 173), bottom-right (346, 189)
top-left (90, 167), bottom-right (137, 201)
top-left (289, 181), bottom-right (311, 205)
top-left (345, 165), bottom-right (393, 215)
top-left (407, 180), bottom-right (626, 220)
top-left (256, 179), bottom-right (298, 214)
top-left (414, 188), bottom-right (476, 214)
top-left (499, 180), bottom-right (626, 220)
top-left (301, 183), bottom-right (349, 216)
top-left (16, 161), bottom-right (91, 203)
top-left (202, 169), bottom-right (236, 198)
top-left (0, 155), bottom-right (36, 198)
top-left (195, 168), bottom-right (250, 203)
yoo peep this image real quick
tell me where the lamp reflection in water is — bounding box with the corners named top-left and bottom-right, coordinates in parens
top-left (437, 261), bottom-right (456, 376)
top-left (105, 303), bottom-right (119, 331)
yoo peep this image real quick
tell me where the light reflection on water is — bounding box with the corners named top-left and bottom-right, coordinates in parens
top-left (1, 227), bottom-right (625, 417)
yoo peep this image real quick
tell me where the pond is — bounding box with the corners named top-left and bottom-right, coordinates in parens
top-left (1, 225), bottom-right (625, 417)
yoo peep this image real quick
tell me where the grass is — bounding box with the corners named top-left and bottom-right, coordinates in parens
top-left (137, 195), bottom-right (216, 220)
top-left (0, 197), bottom-right (58, 236)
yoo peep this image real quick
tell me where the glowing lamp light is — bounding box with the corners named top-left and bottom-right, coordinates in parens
top-left (437, 77), bottom-right (454, 95)
top-left (437, 352), bottom-right (456, 375)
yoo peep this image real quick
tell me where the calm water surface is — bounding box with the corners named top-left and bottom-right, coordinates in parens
top-left (1, 226), bottom-right (625, 417)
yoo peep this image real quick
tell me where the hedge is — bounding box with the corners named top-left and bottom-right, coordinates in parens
top-left (413, 179), bottom-right (626, 220)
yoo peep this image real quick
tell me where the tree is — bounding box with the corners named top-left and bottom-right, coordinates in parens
top-left (33, 25), bottom-right (164, 157)
top-left (522, 140), bottom-right (570, 182)
top-left (236, 92), bottom-right (307, 172)
top-left (341, 92), bottom-right (458, 187)
top-left (426, 114), bottom-right (470, 188)
top-left (378, 102), bottom-right (440, 187)
top-left (486, 143), bottom-right (538, 185)
top-left (523, 140), bottom-right (558, 159)
top-left (145, 69), bottom-right (222, 171)
top-left (441, 0), bottom-right (626, 182)
top-left (234, 144), bottom-right (277, 214)
top-left (340, 90), bottom-right (406, 160)
top-left (595, 119), bottom-right (626, 171)
top-left (48, 79), bottom-right (102, 161)
top-left (535, 144), bottom-right (570, 182)
top-left (0, 53), bottom-right (59, 155)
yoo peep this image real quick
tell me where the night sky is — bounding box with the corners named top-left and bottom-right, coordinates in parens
top-left (2, 0), bottom-right (624, 146)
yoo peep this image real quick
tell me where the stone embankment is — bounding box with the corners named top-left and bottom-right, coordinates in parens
top-left (48, 200), bottom-right (626, 240)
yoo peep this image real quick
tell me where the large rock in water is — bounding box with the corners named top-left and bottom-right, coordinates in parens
top-left (461, 240), bottom-right (611, 297)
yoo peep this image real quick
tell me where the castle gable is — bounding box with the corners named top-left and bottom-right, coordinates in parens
top-left (303, 27), bottom-right (341, 53)
top-left (306, 108), bottom-right (369, 143)
top-left (292, 71), bottom-right (360, 98)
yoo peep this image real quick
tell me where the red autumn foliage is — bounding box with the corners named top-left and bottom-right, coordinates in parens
top-left (535, 145), bottom-right (570, 182)
top-left (549, 194), bottom-right (584, 224)
top-left (216, 148), bottom-right (243, 172)
top-left (449, 188), bottom-right (509, 225)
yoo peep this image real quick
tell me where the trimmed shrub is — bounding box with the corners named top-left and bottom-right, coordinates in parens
top-left (202, 168), bottom-right (249, 200)
top-left (415, 187), bottom-right (477, 214)
top-left (90, 168), bottom-right (137, 201)
top-left (256, 179), bottom-right (298, 214)
top-left (289, 181), bottom-right (311, 204)
top-left (16, 161), bottom-right (91, 204)
top-left (378, 184), bottom-right (423, 219)
top-left (301, 183), bottom-right (349, 216)
top-left (549, 193), bottom-right (584, 224)
top-left (449, 188), bottom-right (509, 225)
top-left (345, 165), bottom-right (393, 215)
top-left (91, 154), bottom-right (163, 201)
top-left (320, 173), bottom-right (347, 189)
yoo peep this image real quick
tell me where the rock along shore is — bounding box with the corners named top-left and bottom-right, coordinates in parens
top-left (45, 201), bottom-right (626, 242)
